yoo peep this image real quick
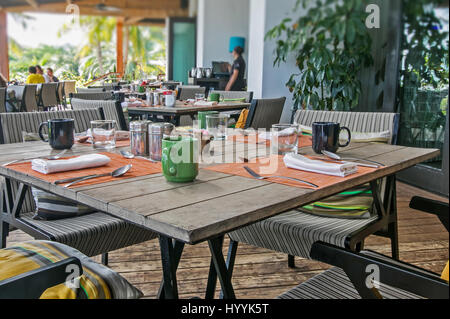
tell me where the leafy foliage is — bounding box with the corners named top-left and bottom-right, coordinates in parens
top-left (265, 0), bottom-right (374, 113)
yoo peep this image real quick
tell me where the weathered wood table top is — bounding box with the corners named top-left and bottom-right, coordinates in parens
top-left (0, 136), bottom-right (439, 245)
top-left (127, 101), bottom-right (251, 116)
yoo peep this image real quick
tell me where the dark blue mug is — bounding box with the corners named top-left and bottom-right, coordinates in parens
top-left (39, 119), bottom-right (75, 150)
top-left (312, 122), bottom-right (351, 154)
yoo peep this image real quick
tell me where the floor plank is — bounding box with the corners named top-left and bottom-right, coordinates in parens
top-left (6, 182), bottom-right (449, 299)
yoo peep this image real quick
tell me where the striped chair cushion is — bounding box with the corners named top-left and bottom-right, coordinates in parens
top-left (20, 212), bottom-right (158, 257)
top-left (0, 240), bottom-right (142, 299)
top-left (71, 98), bottom-right (127, 130)
top-left (228, 210), bottom-right (378, 258)
top-left (277, 267), bottom-right (423, 299)
top-left (31, 188), bottom-right (95, 221)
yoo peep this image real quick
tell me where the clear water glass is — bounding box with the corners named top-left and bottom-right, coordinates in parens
top-left (271, 124), bottom-right (300, 155)
top-left (195, 93), bottom-right (205, 102)
top-left (91, 120), bottom-right (116, 149)
top-left (206, 114), bottom-right (229, 140)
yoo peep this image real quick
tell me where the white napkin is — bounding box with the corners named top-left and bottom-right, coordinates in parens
top-left (121, 101), bottom-right (143, 108)
top-left (283, 153), bottom-right (357, 177)
top-left (32, 154), bottom-right (111, 175)
top-left (258, 127), bottom-right (298, 140)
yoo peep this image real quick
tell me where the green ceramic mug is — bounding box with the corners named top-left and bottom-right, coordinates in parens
top-left (208, 92), bottom-right (220, 102)
top-left (162, 136), bottom-right (199, 183)
top-left (197, 111), bottom-right (219, 129)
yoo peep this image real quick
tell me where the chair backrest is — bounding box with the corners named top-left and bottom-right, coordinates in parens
top-left (0, 88), bottom-right (6, 113)
top-left (6, 85), bottom-right (24, 101)
top-left (0, 108), bottom-right (104, 144)
top-left (56, 81), bottom-right (65, 103)
top-left (39, 83), bottom-right (59, 107)
top-left (178, 87), bottom-right (206, 100)
top-left (23, 85), bottom-right (38, 112)
top-left (212, 90), bottom-right (253, 103)
top-left (71, 98), bottom-right (128, 131)
top-left (69, 92), bottom-right (114, 102)
top-left (245, 97), bottom-right (286, 130)
top-left (293, 110), bottom-right (400, 145)
top-left (77, 87), bottom-right (106, 93)
top-left (64, 81), bottom-right (76, 96)
top-left (162, 81), bottom-right (182, 89)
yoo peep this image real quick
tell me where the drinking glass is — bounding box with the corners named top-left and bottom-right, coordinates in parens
top-left (206, 114), bottom-right (229, 140)
top-left (271, 124), bottom-right (300, 155)
top-left (195, 93), bottom-right (206, 102)
top-left (91, 120), bottom-right (116, 149)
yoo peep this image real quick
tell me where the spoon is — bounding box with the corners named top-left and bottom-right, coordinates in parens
top-left (56, 165), bottom-right (133, 188)
top-left (321, 150), bottom-right (384, 168)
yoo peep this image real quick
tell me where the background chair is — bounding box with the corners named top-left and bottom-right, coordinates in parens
top-left (38, 83), bottom-right (59, 111)
top-left (22, 84), bottom-right (39, 112)
top-left (56, 82), bottom-right (66, 110)
top-left (244, 97), bottom-right (286, 130)
top-left (162, 81), bottom-right (182, 90)
top-left (69, 92), bottom-right (115, 103)
top-left (70, 98), bottom-right (128, 131)
top-left (63, 80), bottom-right (76, 98)
top-left (213, 90), bottom-right (253, 103)
top-left (0, 109), bottom-right (157, 264)
top-left (0, 88), bottom-right (6, 113)
top-left (77, 87), bottom-right (106, 93)
top-left (177, 87), bottom-right (206, 100)
top-left (279, 197), bottom-right (449, 299)
top-left (225, 110), bottom-right (400, 281)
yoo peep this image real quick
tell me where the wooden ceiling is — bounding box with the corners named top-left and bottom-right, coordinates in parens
top-left (0, 0), bottom-right (189, 24)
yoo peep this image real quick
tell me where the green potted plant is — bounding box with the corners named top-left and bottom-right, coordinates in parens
top-left (266, 0), bottom-right (374, 119)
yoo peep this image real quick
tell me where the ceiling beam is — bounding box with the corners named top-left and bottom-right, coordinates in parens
top-left (25, 0), bottom-right (39, 9)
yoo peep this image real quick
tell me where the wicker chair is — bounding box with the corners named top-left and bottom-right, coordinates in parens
top-left (77, 87), bottom-right (106, 93)
top-left (0, 109), bottom-right (157, 264)
top-left (244, 97), bottom-right (286, 130)
top-left (177, 87), bottom-right (206, 100)
top-left (56, 82), bottom-right (66, 109)
top-left (63, 81), bottom-right (76, 97)
top-left (0, 88), bottom-right (6, 113)
top-left (23, 85), bottom-right (39, 112)
top-left (279, 197), bottom-right (449, 299)
top-left (212, 91), bottom-right (253, 103)
top-left (38, 83), bottom-right (59, 110)
top-left (69, 92), bottom-right (114, 102)
top-left (225, 110), bottom-right (400, 276)
top-left (70, 98), bottom-right (128, 131)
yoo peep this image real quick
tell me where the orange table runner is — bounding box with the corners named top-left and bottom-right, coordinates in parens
top-left (6, 152), bottom-right (161, 188)
top-left (229, 134), bottom-right (313, 148)
top-left (204, 155), bottom-right (378, 190)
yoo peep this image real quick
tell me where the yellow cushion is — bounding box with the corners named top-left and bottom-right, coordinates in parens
top-left (441, 261), bottom-right (449, 282)
top-left (0, 240), bottom-right (142, 299)
top-left (235, 109), bottom-right (249, 129)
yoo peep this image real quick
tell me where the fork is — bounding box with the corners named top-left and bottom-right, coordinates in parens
top-left (243, 166), bottom-right (318, 188)
top-left (2, 149), bottom-right (69, 167)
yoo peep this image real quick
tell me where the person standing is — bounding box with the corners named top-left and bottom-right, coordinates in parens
top-left (225, 46), bottom-right (246, 91)
top-left (46, 68), bottom-right (59, 82)
top-left (26, 66), bottom-right (45, 84)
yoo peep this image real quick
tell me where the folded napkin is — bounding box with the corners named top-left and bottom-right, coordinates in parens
top-left (121, 101), bottom-right (143, 108)
top-left (258, 127), bottom-right (298, 140)
top-left (32, 154), bottom-right (111, 175)
top-left (283, 153), bottom-right (357, 177)
top-left (194, 101), bottom-right (218, 106)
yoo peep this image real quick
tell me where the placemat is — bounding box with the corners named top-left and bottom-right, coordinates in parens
top-left (5, 152), bottom-right (161, 188)
top-left (229, 134), bottom-right (313, 148)
top-left (204, 155), bottom-right (378, 190)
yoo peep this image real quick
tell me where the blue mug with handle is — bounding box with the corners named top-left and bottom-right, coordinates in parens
top-left (39, 118), bottom-right (75, 150)
top-left (312, 122), bottom-right (351, 154)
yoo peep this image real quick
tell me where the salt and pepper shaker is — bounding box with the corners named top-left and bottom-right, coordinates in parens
top-left (129, 121), bottom-right (152, 156)
top-left (148, 123), bottom-right (175, 162)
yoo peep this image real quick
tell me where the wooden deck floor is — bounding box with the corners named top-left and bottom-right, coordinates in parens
top-left (7, 182), bottom-right (449, 299)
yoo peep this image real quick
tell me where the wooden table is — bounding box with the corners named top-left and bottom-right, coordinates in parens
top-left (0, 136), bottom-right (439, 299)
top-left (127, 101), bottom-right (251, 125)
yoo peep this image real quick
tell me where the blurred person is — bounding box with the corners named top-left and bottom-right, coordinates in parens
top-left (36, 65), bottom-right (50, 83)
top-left (46, 68), bottom-right (59, 82)
top-left (26, 66), bottom-right (45, 84)
top-left (1, 72), bottom-right (18, 112)
top-left (225, 46), bottom-right (246, 91)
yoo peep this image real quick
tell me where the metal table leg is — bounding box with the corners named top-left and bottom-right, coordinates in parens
top-left (207, 235), bottom-right (236, 299)
top-left (157, 239), bottom-right (185, 299)
top-left (158, 235), bottom-right (180, 299)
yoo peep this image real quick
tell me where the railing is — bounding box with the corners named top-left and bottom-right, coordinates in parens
top-left (84, 72), bottom-right (122, 87)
